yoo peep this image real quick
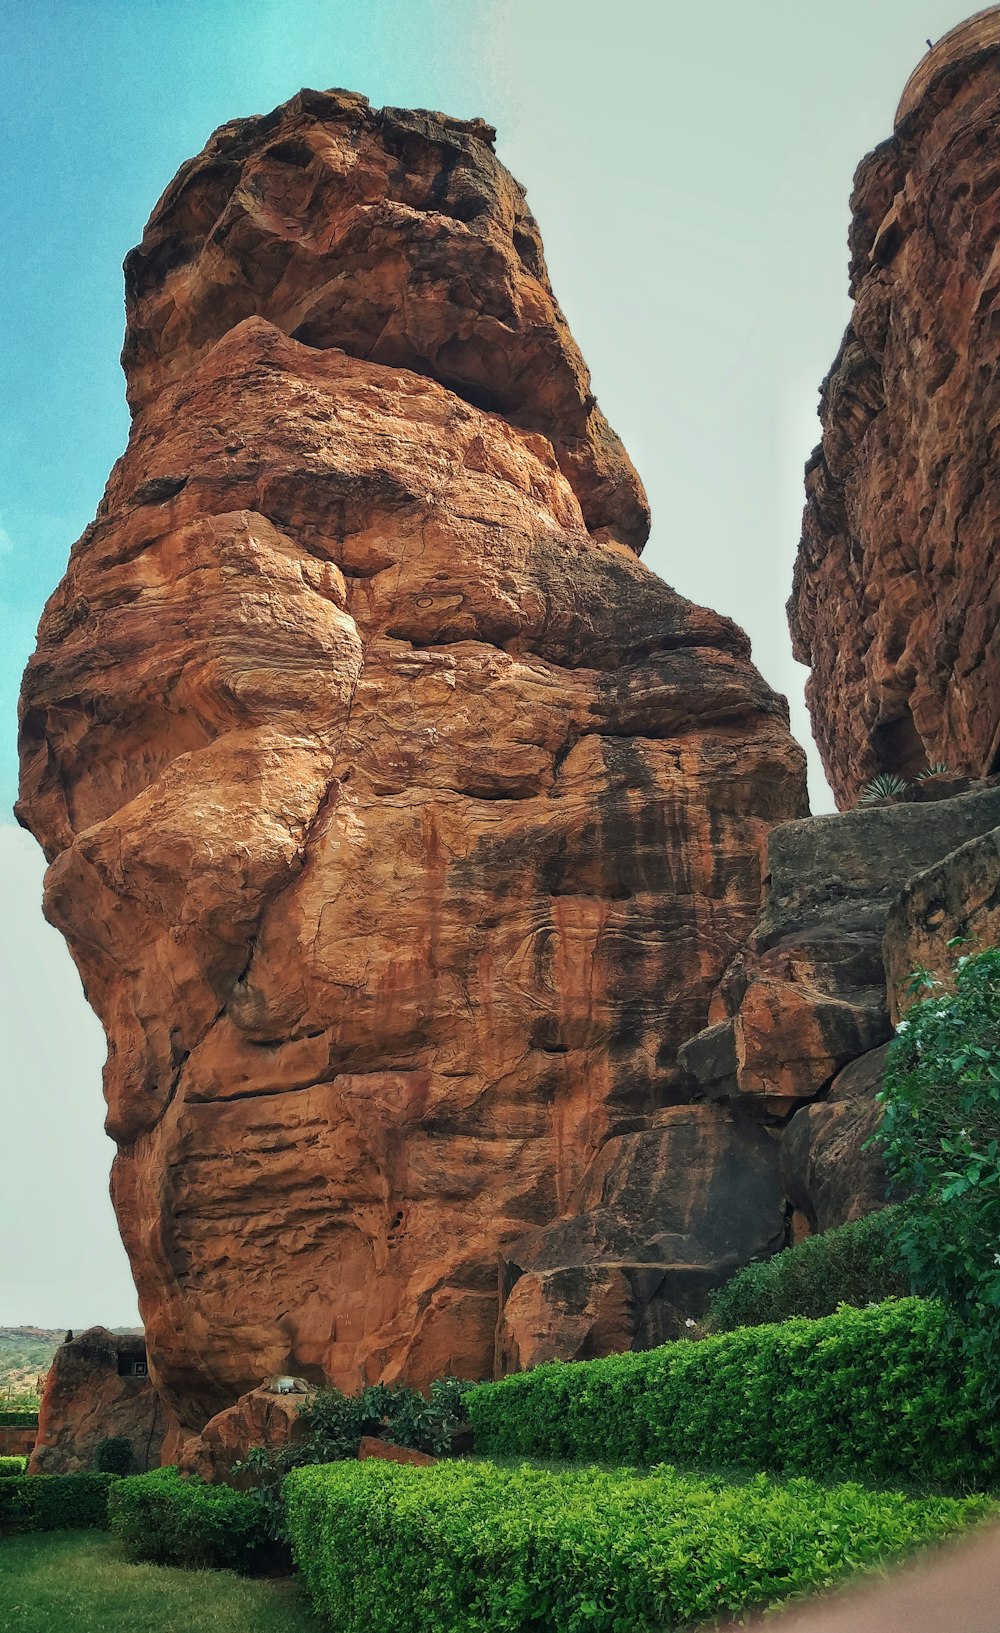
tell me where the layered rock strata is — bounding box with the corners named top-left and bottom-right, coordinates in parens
top-left (790, 12), bottom-right (1000, 808)
top-left (678, 781), bottom-right (1000, 1234)
top-left (18, 90), bottom-right (807, 1450)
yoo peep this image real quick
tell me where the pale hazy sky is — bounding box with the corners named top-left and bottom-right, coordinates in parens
top-left (0, 0), bottom-right (979, 1325)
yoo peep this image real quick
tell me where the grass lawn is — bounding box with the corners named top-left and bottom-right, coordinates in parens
top-left (0, 1531), bottom-right (322, 1633)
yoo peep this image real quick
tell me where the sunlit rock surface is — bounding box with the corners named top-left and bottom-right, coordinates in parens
top-left (18, 90), bottom-right (807, 1447)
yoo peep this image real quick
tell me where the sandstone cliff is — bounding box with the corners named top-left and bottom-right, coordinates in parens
top-left (790, 11), bottom-right (1000, 809)
top-left (18, 90), bottom-right (807, 1452)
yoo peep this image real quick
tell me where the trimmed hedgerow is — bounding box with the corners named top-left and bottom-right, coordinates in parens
top-left (0, 1456), bottom-right (27, 1478)
top-left (467, 1299), bottom-right (1000, 1489)
top-left (0, 1472), bottom-right (120, 1530)
top-left (707, 1206), bottom-right (909, 1331)
top-left (0, 1412), bottom-right (38, 1428)
top-left (108, 1467), bottom-right (276, 1573)
top-left (284, 1458), bottom-right (995, 1633)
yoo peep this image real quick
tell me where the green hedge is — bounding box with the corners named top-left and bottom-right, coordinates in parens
top-left (707, 1207), bottom-right (908, 1331)
top-left (0, 1456), bottom-right (27, 1478)
top-left (284, 1459), bottom-right (995, 1633)
top-left (0, 1472), bottom-right (119, 1530)
top-left (0, 1412), bottom-right (38, 1428)
top-left (108, 1467), bottom-right (276, 1573)
top-left (467, 1299), bottom-right (1000, 1489)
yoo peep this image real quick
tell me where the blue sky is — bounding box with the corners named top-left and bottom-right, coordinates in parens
top-left (0, 0), bottom-right (980, 1324)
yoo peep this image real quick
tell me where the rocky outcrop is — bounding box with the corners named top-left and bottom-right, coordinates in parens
top-left (180, 1383), bottom-right (311, 1484)
top-left (28, 1328), bottom-right (168, 1475)
top-left (17, 90), bottom-right (808, 1450)
top-left (780, 1047), bottom-right (890, 1235)
top-left (884, 823), bottom-right (1000, 1019)
top-left (496, 1106), bottom-right (786, 1370)
top-left (789, 13), bottom-right (1000, 809)
top-left (678, 782), bottom-right (1000, 1231)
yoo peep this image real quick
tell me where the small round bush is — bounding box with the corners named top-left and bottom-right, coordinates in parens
top-left (94, 1435), bottom-right (133, 1474)
top-left (707, 1206), bottom-right (909, 1332)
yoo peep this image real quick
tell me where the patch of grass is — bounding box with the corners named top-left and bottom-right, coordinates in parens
top-left (0, 1530), bottom-right (321, 1633)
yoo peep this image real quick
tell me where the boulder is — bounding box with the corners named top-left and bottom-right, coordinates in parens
top-left (357, 1435), bottom-right (436, 1467)
top-left (28, 1327), bottom-right (169, 1475)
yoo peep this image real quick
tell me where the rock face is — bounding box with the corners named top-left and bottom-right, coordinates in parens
top-left (17, 90), bottom-right (808, 1451)
top-left (884, 822), bottom-right (1000, 1020)
top-left (28, 1328), bottom-right (168, 1475)
top-left (678, 782), bottom-right (1000, 1233)
top-left (789, 13), bottom-right (1000, 809)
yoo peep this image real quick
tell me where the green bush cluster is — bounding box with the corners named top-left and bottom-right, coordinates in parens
top-left (0, 1472), bottom-right (119, 1530)
top-left (94, 1434), bottom-right (133, 1474)
top-left (0, 1411), bottom-right (38, 1428)
top-left (235, 1375), bottom-right (475, 1538)
top-left (707, 1206), bottom-right (908, 1331)
top-left (875, 945), bottom-right (1000, 1391)
top-left (284, 1458), bottom-right (994, 1633)
top-left (468, 1299), bottom-right (999, 1488)
top-left (108, 1467), bottom-right (277, 1573)
top-left (0, 1455), bottom-right (27, 1477)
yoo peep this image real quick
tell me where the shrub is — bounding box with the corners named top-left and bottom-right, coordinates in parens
top-left (108, 1467), bottom-right (277, 1572)
top-left (0, 1411), bottom-right (38, 1428)
top-left (234, 1374), bottom-right (476, 1537)
top-left (93, 1434), bottom-right (133, 1474)
top-left (707, 1206), bottom-right (909, 1331)
top-left (874, 946), bottom-right (1000, 1394)
top-left (467, 1298), bottom-right (1000, 1489)
top-left (859, 771), bottom-right (910, 803)
top-left (0, 1456), bottom-right (27, 1477)
top-left (0, 1472), bottom-right (119, 1530)
top-left (284, 1458), bottom-right (995, 1633)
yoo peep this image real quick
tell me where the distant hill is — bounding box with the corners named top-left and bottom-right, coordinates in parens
top-left (0, 1327), bottom-right (62, 1404)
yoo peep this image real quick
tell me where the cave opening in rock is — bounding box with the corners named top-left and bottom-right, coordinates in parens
top-left (871, 705), bottom-right (928, 780)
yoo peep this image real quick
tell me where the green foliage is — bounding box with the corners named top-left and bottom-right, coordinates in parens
top-left (0, 1530), bottom-right (321, 1633)
top-left (0, 1454), bottom-right (28, 1476)
top-left (707, 1207), bottom-right (908, 1330)
top-left (108, 1467), bottom-right (278, 1573)
top-left (284, 1458), bottom-right (995, 1633)
top-left (234, 1375), bottom-right (476, 1538)
top-left (875, 946), bottom-right (1000, 1394)
top-left (859, 771), bottom-right (910, 802)
top-left (0, 1410), bottom-right (39, 1427)
top-left (93, 1434), bottom-right (133, 1474)
top-left (467, 1299), bottom-right (1000, 1489)
top-left (0, 1472), bottom-right (120, 1530)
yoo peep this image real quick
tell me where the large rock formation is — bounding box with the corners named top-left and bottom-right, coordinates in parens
top-left (28, 1328), bottom-right (168, 1475)
top-left (790, 10), bottom-right (1000, 809)
top-left (17, 89), bottom-right (807, 1453)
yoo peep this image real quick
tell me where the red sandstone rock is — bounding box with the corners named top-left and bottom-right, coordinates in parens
top-left (180, 1385), bottom-right (311, 1484)
top-left (122, 89), bottom-right (649, 552)
top-left (883, 823), bottom-right (1000, 1020)
top-left (17, 91), bottom-right (808, 1450)
top-left (28, 1328), bottom-right (169, 1475)
top-left (789, 18), bottom-right (1000, 809)
top-left (357, 1435), bottom-right (436, 1466)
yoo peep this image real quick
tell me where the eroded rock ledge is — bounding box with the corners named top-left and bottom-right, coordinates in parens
top-left (18, 90), bottom-right (807, 1455)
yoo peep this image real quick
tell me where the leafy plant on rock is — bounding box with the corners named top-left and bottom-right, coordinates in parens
top-left (234, 1375), bottom-right (475, 1539)
top-left (858, 771), bottom-right (910, 803)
